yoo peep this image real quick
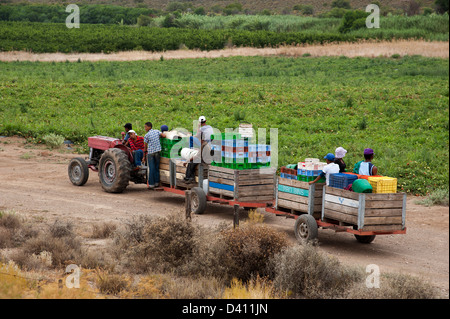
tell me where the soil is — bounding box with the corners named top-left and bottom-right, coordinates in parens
top-left (0, 136), bottom-right (448, 297)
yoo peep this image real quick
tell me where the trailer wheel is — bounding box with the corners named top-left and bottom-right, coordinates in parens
top-left (354, 234), bottom-right (376, 244)
top-left (190, 187), bottom-right (207, 215)
top-left (294, 214), bottom-right (319, 244)
top-left (99, 148), bottom-right (131, 193)
top-left (68, 157), bottom-right (89, 186)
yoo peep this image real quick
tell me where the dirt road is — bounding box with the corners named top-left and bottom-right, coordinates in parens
top-left (0, 136), bottom-right (448, 296)
top-left (0, 40), bottom-right (448, 62)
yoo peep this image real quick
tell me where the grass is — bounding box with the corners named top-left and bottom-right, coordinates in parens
top-left (0, 55), bottom-right (448, 194)
top-left (415, 187), bottom-right (449, 206)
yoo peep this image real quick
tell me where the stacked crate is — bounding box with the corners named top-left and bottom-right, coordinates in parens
top-left (297, 159), bottom-right (326, 183)
top-left (210, 133), bottom-right (271, 170)
top-left (160, 137), bottom-right (182, 158)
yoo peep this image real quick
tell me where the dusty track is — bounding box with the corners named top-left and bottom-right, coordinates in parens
top-left (0, 40), bottom-right (448, 62)
top-left (0, 136), bottom-right (448, 296)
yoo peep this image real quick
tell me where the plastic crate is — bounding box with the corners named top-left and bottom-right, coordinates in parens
top-left (368, 176), bottom-right (397, 193)
top-left (329, 173), bottom-right (358, 189)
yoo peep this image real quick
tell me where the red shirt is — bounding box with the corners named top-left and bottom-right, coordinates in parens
top-left (128, 136), bottom-right (145, 151)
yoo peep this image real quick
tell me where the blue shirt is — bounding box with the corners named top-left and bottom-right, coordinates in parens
top-left (144, 129), bottom-right (162, 154)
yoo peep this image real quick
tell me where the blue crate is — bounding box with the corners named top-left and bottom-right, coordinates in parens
top-left (329, 173), bottom-right (358, 189)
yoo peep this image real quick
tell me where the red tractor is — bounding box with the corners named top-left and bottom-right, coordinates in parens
top-left (68, 136), bottom-right (147, 193)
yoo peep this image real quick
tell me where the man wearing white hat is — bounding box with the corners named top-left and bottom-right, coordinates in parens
top-left (184, 116), bottom-right (214, 183)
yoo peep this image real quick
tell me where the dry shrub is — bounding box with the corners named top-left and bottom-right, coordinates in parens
top-left (345, 272), bottom-right (439, 299)
top-left (96, 270), bottom-right (129, 295)
top-left (0, 262), bottom-right (30, 298)
top-left (113, 214), bottom-right (198, 273)
top-left (219, 223), bottom-right (289, 282)
top-left (270, 245), bottom-right (363, 298)
top-left (91, 222), bottom-right (117, 239)
top-left (0, 212), bottom-right (38, 248)
top-left (151, 273), bottom-right (224, 299)
top-left (10, 220), bottom-right (83, 270)
top-left (223, 277), bottom-right (278, 299)
top-left (49, 219), bottom-right (74, 238)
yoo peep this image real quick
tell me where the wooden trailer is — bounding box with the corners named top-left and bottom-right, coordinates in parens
top-left (266, 184), bottom-right (406, 244)
top-left (275, 177), bottom-right (325, 219)
top-left (158, 158), bottom-right (276, 215)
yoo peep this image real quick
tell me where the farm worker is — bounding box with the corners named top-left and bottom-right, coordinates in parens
top-left (144, 122), bottom-right (167, 189)
top-left (334, 146), bottom-right (347, 173)
top-left (309, 153), bottom-right (340, 186)
top-left (160, 125), bottom-right (169, 132)
top-left (354, 148), bottom-right (378, 176)
top-left (127, 130), bottom-right (145, 168)
top-left (121, 123), bottom-right (132, 147)
top-left (184, 116), bottom-right (214, 183)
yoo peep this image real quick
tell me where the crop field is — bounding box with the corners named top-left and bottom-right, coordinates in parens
top-left (0, 55), bottom-right (448, 194)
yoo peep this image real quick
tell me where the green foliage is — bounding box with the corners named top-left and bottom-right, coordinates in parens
top-left (42, 133), bottom-right (65, 149)
top-left (435, 0), bottom-right (449, 13)
top-left (0, 56), bottom-right (448, 194)
top-left (331, 0), bottom-right (352, 9)
top-left (339, 10), bottom-right (369, 33)
top-left (0, 4), bottom-right (159, 25)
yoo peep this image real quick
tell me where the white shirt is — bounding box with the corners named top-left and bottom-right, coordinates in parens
top-left (322, 163), bottom-right (340, 186)
top-left (199, 125), bottom-right (213, 143)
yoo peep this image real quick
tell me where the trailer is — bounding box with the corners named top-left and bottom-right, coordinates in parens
top-left (158, 157), bottom-right (276, 215)
top-left (266, 181), bottom-right (407, 244)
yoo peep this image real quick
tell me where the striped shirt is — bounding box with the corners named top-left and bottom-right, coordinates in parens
top-left (128, 136), bottom-right (145, 151)
top-left (144, 129), bottom-right (162, 154)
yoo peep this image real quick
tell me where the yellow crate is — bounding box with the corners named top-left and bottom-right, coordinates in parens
top-left (367, 176), bottom-right (397, 193)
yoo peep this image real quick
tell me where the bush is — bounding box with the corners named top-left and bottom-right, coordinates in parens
top-left (42, 133), bottom-right (65, 149)
top-left (339, 10), bottom-right (369, 33)
top-left (113, 214), bottom-right (198, 273)
top-left (219, 223), bottom-right (289, 282)
top-left (415, 188), bottom-right (449, 206)
top-left (270, 245), bottom-right (363, 298)
top-left (345, 272), bottom-right (439, 299)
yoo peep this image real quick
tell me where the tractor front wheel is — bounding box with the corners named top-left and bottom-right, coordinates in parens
top-left (99, 148), bottom-right (131, 193)
top-left (68, 157), bottom-right (89, 186)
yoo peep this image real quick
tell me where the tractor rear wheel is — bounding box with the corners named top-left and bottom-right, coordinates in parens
top-left (68, 157), bottom-right (89, 186)
top-left (99, 148), bottom-right (131, 193)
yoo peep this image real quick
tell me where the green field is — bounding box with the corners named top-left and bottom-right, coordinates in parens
top-left (0, 55), bottom-right (448, 194)
top-left (0, 12), bottom-right (448, 53)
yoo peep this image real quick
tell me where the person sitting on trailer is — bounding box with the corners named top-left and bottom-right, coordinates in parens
top-left (121, 123), bottom-right (132, 147)
top-left (353, 148), bottom-right (378, 176)
top-left (184, 116), bottom-right (213, 184)
top-left (309, 153), bottom-right (340, 186)
top-left (334, 146), bottom-right (347, 173)
top-left (127, 130), bottom-right (145, 168)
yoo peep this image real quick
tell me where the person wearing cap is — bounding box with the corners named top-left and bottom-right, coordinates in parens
top-left (184, 116), bottom-right (214, 183)
top-left (334, 146), bottom-right (347, 173)
top-left (309, 153), bottom-right (340, 186)
top-left (121, 123), bottom-right (132, 146)
top-left (161, 125), bottom-right (169, 133)
top-left (354, 148), bottom-right (378, 176)
top-left (144, 122), bottom-right (166, 188)
top-left (127, 130), bottom-right (146, 168)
